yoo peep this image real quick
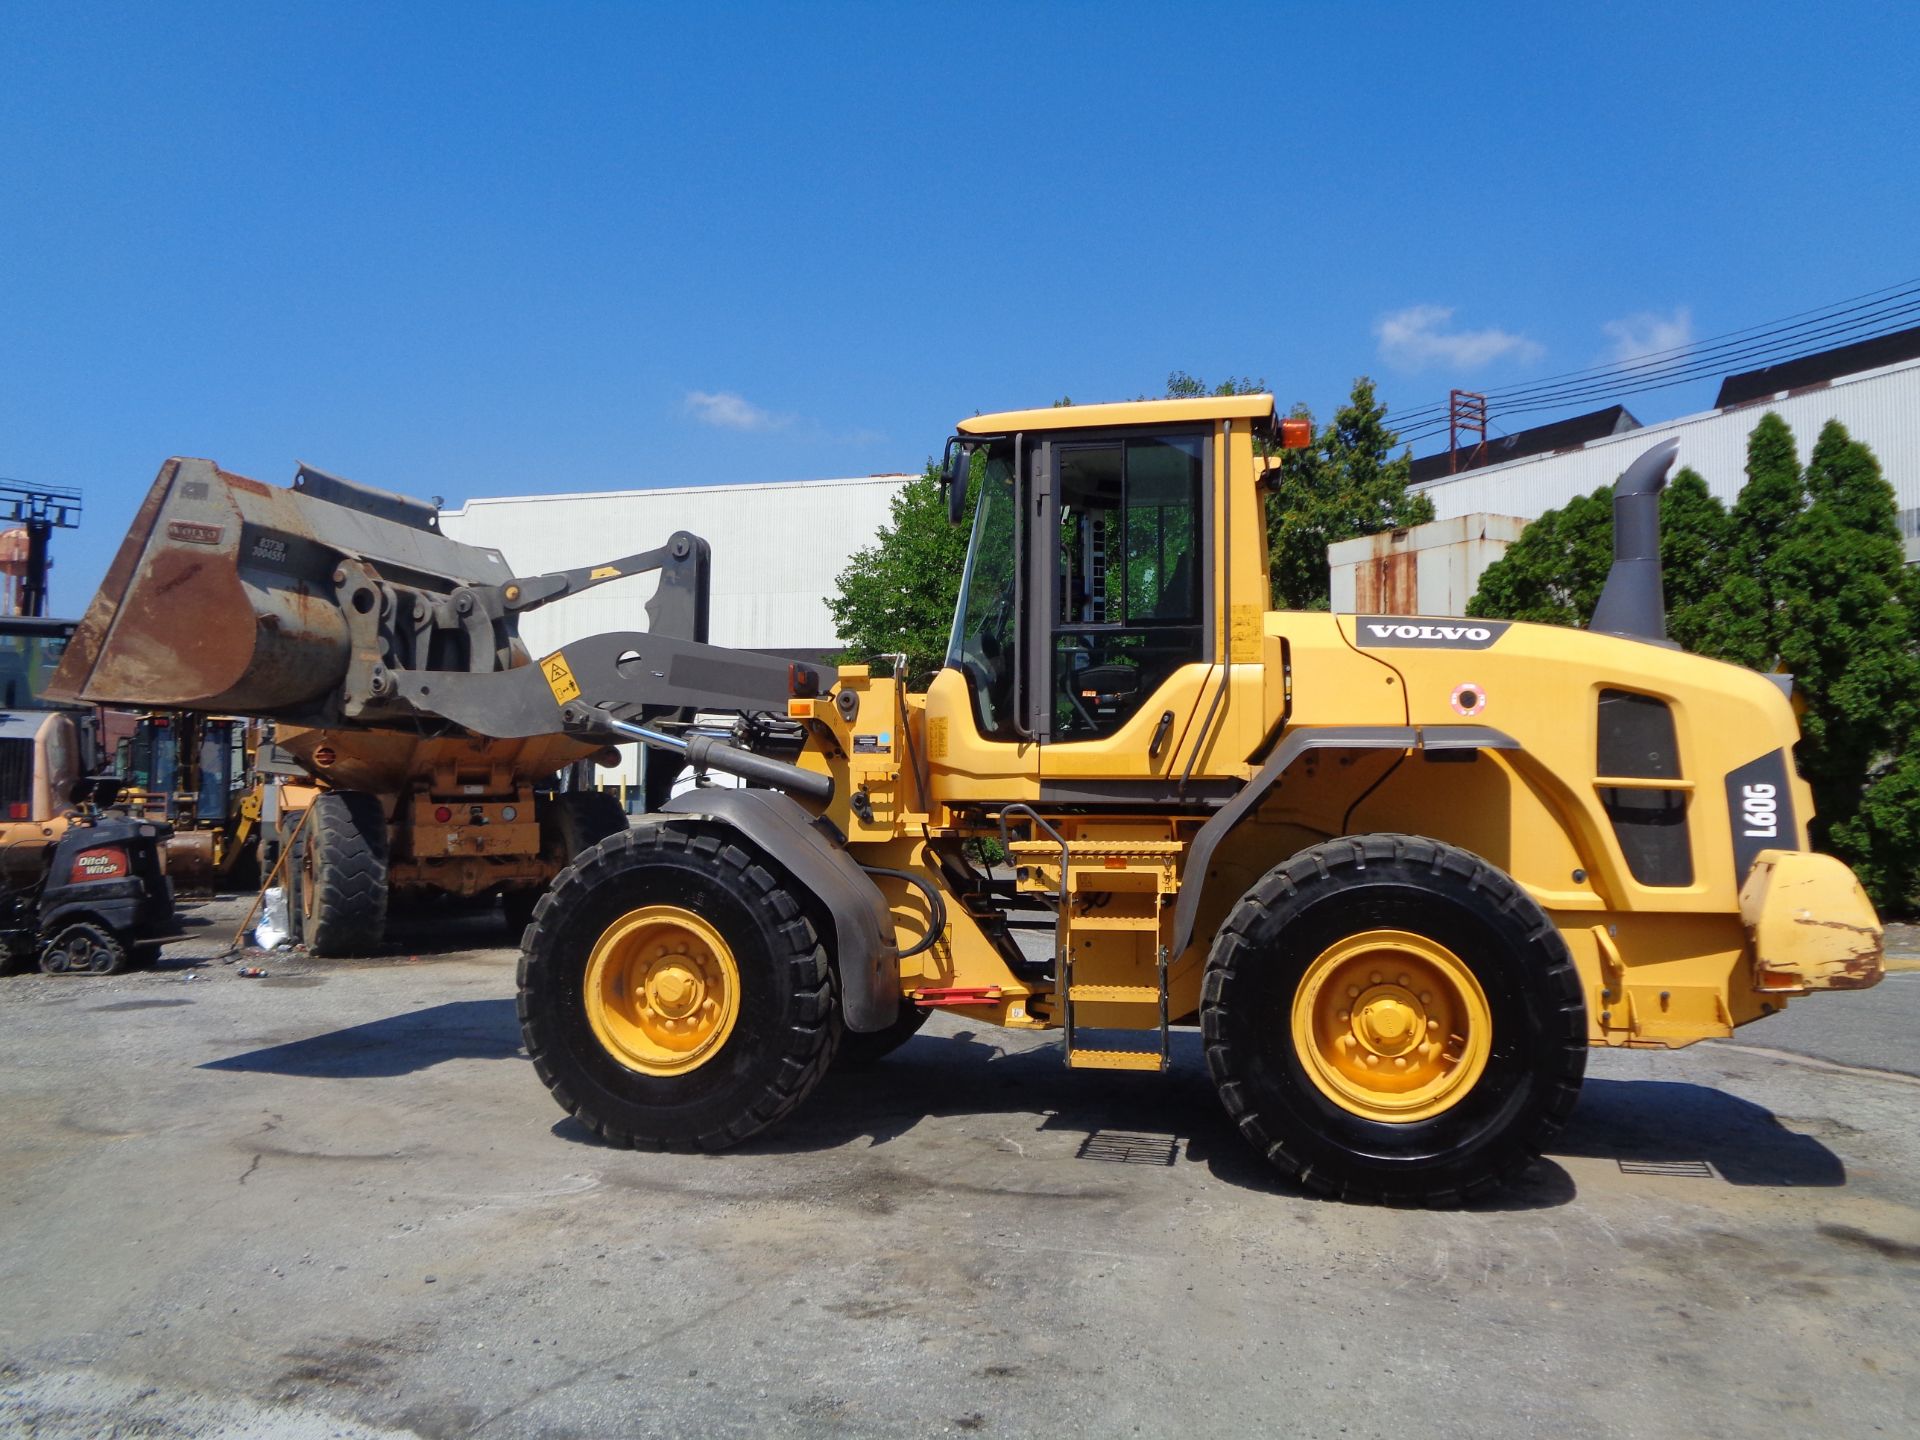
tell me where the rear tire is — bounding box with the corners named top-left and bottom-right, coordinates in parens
top-left (41, 922), bottom-right (129, 976)
top-left (294, 792), bottom-right (389, 957)
top-left (1201, 834), bottom-right (1585, 1206)
top-left (518, 822), bottom-right (833, 1150)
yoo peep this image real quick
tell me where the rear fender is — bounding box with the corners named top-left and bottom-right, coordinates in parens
top-left (661, 788), bottom-right (900, 1032)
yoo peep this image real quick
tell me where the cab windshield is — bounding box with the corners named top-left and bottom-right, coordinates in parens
top-left (943, 450), bottom-right (1019, 739)
top-left (0, 621), bottom-right (75, 710)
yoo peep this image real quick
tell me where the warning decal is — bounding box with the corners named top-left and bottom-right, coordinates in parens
top-left (542, 651), bottom-right (582, 705)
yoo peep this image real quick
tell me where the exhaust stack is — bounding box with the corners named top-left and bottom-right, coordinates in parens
top-left (1589, 438), bottom-right (1681, 643)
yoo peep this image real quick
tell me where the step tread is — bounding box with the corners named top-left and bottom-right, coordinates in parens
top-left (1067, 983), bottom-right (1161, 1002)
top-left (1067, 1048), bottom-right (1167, 1072)
top-left (1006, 840), bottom-right (1186, 857)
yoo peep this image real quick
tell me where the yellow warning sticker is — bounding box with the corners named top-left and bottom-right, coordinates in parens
top-left (542, 651), bottom-right (581, 704)
top-left (588, 565), bottom-right (622, 580)
top-left (926, 716), bottom-right (949, 759)
top-left (1230, 603), bottom-right (1262, 663)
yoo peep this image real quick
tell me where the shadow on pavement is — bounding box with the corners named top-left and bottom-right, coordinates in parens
top-left (745, 1028), bottom-right (1581, 1207)
top-left (205, 1001), bottom-right (1845, 1197)
top-left (1553, 1078), bottom-right (1845, 1186)
top-left (200, 998), bottom-right (523, 1077)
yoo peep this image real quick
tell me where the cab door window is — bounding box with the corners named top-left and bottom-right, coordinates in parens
top-left (1051, 435), bottom-right (1207, 739)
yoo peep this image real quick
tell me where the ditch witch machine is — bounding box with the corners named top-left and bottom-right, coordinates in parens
top-left (50, 395), bottom-right (1883, 1203)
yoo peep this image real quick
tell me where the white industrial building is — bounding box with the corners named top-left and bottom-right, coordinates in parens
top-left (1334, 332), bottom-right (1920, 613)
top-left (440, 472), bottom-right (913, 791)
top-left (1408, 350), bottom-right (1920, 556)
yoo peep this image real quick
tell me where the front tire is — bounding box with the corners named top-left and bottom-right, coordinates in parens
top-left (518, 822), bottom-right (833, 1151)
top-left (1201, 834), bottom-right (1585, 1206)
top-left (294, 792), bottom-right (389, 957)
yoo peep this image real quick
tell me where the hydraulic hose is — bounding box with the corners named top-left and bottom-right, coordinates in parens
top-left (858, 865), bottom-right (948, 959)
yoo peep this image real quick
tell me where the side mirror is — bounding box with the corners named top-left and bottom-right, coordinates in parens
top-left (942, 437), bottom-right (971, 525)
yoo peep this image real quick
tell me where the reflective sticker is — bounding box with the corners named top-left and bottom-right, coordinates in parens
top-left (541, 651), bottom-right (582, 704)
top-left (1450, 682), bottom-right (1488, 717)
top-left (926, 716), bottom-right (949, 759)
top-left (588, 565), bottom-right (622, 580)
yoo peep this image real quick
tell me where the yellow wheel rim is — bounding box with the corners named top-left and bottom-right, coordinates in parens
top-left (584, 905), bottom-right (741, 1076)
top-left (1291, 929), bottom-right (1492, 1122)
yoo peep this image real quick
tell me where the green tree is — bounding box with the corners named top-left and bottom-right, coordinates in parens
top-left (1831, 752), bottom-right (1920, 914)
top-left (827, 462), bottom-right (974, 683)
top-left (1656, 467), bottom-right (1733, 652)
top-left (1166, 369), bottom-right (1266, 399)
top-left (1268, 377), bottom-right (1434, 610)
top-left (1465, 485), bottom-right (1615, 625)
top-left (1465, 469), bottom-right (1731, 634)
top-left (1767, 421), bottom-right (1920, 896)
top-left (1700, 412), bottom-right (1806, 667)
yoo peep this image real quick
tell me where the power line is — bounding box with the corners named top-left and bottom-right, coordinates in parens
top-left (1394, 291), bottom-right (1920, 424)
top-left (1391, 275), bottom-right (1920, 421)
top-left (1392, 300), bottom-right (1920, 446)
top-left (1386, 278), bottom-right (1920, 435)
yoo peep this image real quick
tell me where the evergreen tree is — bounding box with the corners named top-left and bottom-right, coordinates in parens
top-left (1832, 752), bottom-right (1920, 915)
top-left (1702, 412), bottom-right (1806, 667)
top-left (1767, 422), bottom-right (1920, 887)
top-left (1466, 468), bottom-right (1731, 636)
top-left (1268, 377), bottom-right (1434, 610)
top-left (1657, 467), bottom-right (1732, 653)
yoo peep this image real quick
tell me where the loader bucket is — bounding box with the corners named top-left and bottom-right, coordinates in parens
top-left (46, 458), bottom-right (515, 720)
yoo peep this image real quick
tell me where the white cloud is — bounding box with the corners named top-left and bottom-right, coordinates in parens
top-left (1601, 306), bottom-right (1693, 363)
top-left (683, 390), bottom-right (790, 431)
top-left (1374, 304), bottom-right (1545, 372)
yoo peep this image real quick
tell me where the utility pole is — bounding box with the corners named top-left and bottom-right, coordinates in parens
top-left (1447, 390), bottom-right (1489, 475)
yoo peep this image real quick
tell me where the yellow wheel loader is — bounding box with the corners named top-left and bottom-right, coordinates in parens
top-left (48, 399), bottom-right (1883, 1202)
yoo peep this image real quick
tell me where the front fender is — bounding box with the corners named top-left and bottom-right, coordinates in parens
top-left (661, 788), bottom-right (900, 1031)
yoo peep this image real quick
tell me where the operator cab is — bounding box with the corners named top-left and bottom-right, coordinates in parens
top-left (940, 394), bottom-right (1295, 750)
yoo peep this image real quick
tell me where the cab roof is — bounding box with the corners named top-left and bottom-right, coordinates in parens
top-left (956, 393), bottom-right (1277, 436)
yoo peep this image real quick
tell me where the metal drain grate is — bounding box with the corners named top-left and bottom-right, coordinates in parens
top-left (1618, 1158), bottom-right (1717, 1179)
top-left (1077, 1130), bottom-right (1178, 1166)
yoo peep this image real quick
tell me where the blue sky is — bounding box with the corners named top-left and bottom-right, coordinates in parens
top-left (4, 1), bottom-right (1917, 612)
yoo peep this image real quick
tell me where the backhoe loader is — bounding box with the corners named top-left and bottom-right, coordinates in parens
top-left (48, 395), bottom-right (1883, 1203)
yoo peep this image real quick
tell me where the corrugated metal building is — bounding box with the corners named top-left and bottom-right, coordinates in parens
top-left (1409, 355), bottom-right (1920, 562)
top-left (439, 472), bottom-right (913, 789)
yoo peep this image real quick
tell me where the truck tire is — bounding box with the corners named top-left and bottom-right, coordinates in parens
top-left (518, 822), bottom-right (834, 1151)
top-left (1200, 834), bottom-right (1586, 1206)
top-left (504, 791), bottom-right (633, 933)
top-left (293, 792), bottom-right (389, 957)
top-left (41, 921), bottom-right (129, 975)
